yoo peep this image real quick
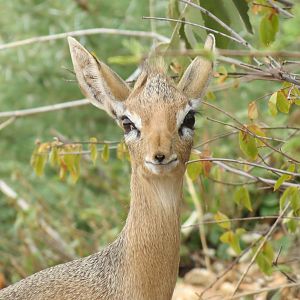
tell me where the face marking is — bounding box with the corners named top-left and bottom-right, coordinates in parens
top-left (176, 104), bottom-right (193, 128)
top-left (190, 98), bottom-right (202, 110)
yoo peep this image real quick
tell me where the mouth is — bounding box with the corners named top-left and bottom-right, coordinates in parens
top-left (145, 158), bottom-right (179, 174)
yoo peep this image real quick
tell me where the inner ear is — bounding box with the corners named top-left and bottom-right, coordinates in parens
top-left (68, 37), bottom-right (130, 120)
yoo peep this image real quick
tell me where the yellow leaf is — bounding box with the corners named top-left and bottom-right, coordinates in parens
top-left (89, 137), bottom-right (98, 165)
top-left (248, 101), bottom-right (258, 120)
top-left (214, 211), bottom-right (231, 230)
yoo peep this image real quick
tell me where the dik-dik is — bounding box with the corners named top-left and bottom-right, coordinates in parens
top-left (0, 34), bottom-right (215, 300)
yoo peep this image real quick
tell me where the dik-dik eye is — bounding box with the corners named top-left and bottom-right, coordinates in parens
top-left (179, 110), bottom-right (196, 137)
top-left (121, 116), bottom-right (137, 134)
top-left (182, 110), bottom-right (196, 129)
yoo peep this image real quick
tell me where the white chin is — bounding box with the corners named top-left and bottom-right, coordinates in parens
top-left (145, 160), bottom-right (179, 175)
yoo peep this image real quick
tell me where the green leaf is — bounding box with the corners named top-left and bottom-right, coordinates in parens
top-left (268, 92), bottom-right (278, 116)
top-left (280, 187), bottom-right (299, 211)
top-left (214, 211), bottom-right (231, 230)
top-left (260, 13), bottom-right (279, 47)
top-left (234, 186), bottom-right (252, 211)
top-left (282, 137), bottom-right (300, 161)
top-left (200, 0), bottom-right (231, 48)
top-left (89, 137), bottom-right (98, 165)
top-left (239, 131), bottom-right (258, 160)
top-left (274, 164), bottom-right (295, 191)
top-left (290, 189), bottom-right (300, 215)
top-left (220, 230), bottom-right (242, 254)
top-left (232, 0), bottom-right (253, 34)
top-left (276, 91), bottom-right (290, 113)
top-left (101, 144), bottom-right (110, 162)
top-left (255, 242), bottom-right (274, 276)
top-left (187, 154), bottom-right (202, 181)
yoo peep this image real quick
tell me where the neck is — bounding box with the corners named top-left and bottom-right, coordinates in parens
top-left (121, 169), bottom-right (183, 299)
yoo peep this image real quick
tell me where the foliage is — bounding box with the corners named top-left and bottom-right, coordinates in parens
top-left (0, 0), bottom-right (300, 295)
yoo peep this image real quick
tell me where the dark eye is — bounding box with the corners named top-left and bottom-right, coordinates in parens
top-left (182, 110), bottom-right (195, 130)
top-left (121, 116), bottom-right (136, 134)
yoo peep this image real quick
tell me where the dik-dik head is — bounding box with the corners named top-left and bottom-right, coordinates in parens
top-left (68, 35), bottom-right (215, 177)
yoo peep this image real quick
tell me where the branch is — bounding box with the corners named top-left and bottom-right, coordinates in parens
top-left (197, 157), bottom-right (300, 189)
top-left (231, 203), bottom-right (291, 296)
top-left (225, 282), bottom-right (300, 300)
top-left (0, 28), bottom-right (169, 51)
top-left (180, 0), bottom-right (252, 49)
top-left (181, 215), bottom-right (300, 228)
top-left (187, 157), bottom-right (300, 177)
top-left (0, 117), bottom-right (16, 130)
top-left (0, 99), bottom-right (89, 119)
top-left (0, 180), bottom-right (77, 261)
top-left (185, 175), bottom-right (212, 271)
top-left (142, 16), bottom-right (242, 45)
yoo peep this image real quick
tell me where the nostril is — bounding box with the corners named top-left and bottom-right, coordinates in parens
top-left (154, 154), bottom-right (165, 163)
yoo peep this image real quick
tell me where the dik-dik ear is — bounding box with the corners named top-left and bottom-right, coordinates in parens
top-left (177, 34), bottom-right (215, 105)
top-left (68, 37), bottom-right (131, 120)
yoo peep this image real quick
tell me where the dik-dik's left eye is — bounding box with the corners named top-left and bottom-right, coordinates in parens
top-left (121, 116), bottom-right (137, 134)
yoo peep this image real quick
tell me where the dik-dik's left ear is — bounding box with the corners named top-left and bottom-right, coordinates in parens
top-left (68, 37), bottom-right (131, 120)
top-left (177, 34), bottom-right (215, 106)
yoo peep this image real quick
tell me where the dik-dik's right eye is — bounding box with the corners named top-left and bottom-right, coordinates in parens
top-left (121, 116), bottom-right (137, 134)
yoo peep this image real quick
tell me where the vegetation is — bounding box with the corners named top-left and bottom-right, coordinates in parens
top-left (0, 0), bottom-right (299, 298)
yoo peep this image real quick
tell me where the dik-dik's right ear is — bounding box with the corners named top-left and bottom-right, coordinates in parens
top-left (68, 37), bottom-right (131, 120)
top-left (177, 34), bottom-right (215, 106)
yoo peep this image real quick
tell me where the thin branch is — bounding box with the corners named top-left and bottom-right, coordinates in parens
top-left (194, 130), bottom-right (238, 148)
top-left (142, 16), bottom-right (242, 45)
top-left (0, 117), bottom-right (16, 131)
top-left (231, 203), bottom-right (290, 296)
top-left (0, 28), bottom-right (169, 51)
top-left (180, 0), bottom-right (251, 49)
top-left (204, 159), bottom-right (300, 189)
top-left (224, 282), bottom-right (300, 300)
top-left (200, 100), bottom-right (300, 163)
top-left (267, 0), bottom-right (294, 18)
top-left (181, 215), bottom-right (300, 228)
top-left (0, 99), bottom-right (89, 119)
top-left (0, 180), bottom-right (77, 261)
top-left (185, 175), bottom-right (212, 271)
top-left (187, 157), bottom-right (300, 177)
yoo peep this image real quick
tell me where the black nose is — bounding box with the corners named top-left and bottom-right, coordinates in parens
top-left (154, 154), bottom-right (165, 163)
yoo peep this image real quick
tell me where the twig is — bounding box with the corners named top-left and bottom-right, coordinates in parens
top-left (197, 237), bottom-right (263, 299)
top-left (181, 215), bottom-right (300, 228)
top-left (142, 16), bottom-right (242, 45)
top-left (0, 180), bottom-right (77, 261)
top-left (225, 282), bottom-right (300, 300)
top-left (267, 0), bottom-right (294, 18)
top-left (0, 28), bottom-right (169, 51)
top-left (231, 203), bottom-right (291, 296)
top-left (187, 157), bottom-right (300, 177)
top-left (194, 130), bottom-right (238, 148)
top-left (0, 99), bottom-right (89, 119)
top-left (194, 155), bottom-right (300, 189)
top-left (201, 100), bottom-right (300, 163)
top-left (180, 0), bottom-right (251, 49)
top-left (0, 117), bottom-right (16, 131)
top-left (185, 175), bottom-right (212, 271)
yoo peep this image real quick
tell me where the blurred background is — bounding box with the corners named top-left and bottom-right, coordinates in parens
top-left (0, 0), bottom-right (300, 297)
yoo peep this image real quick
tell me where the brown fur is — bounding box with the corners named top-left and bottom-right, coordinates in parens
top-left (0, 35), bottom-right (215, 300)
